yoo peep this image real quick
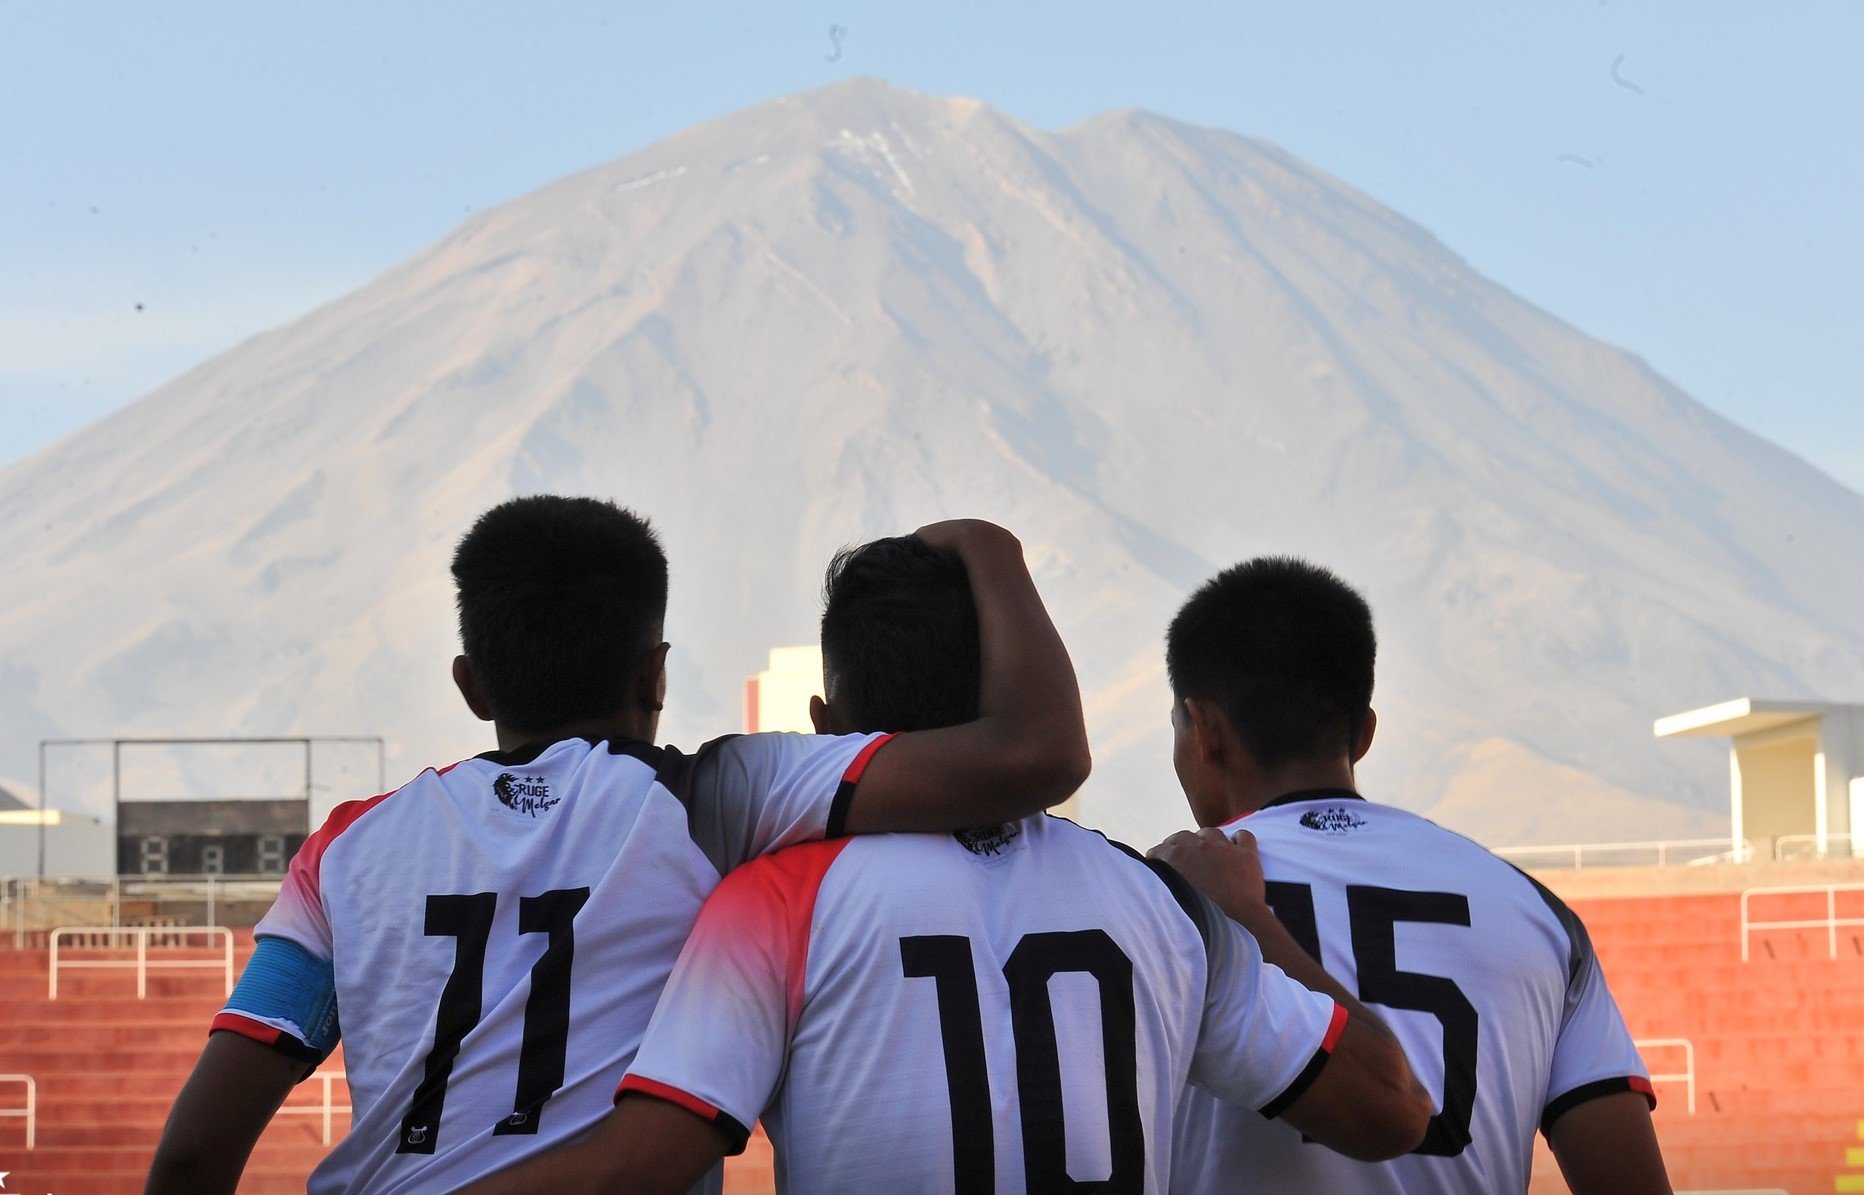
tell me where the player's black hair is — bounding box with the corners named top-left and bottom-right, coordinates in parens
top-left (820, 535), bottom-right (981, 733)
top-left (450, 495), bottom-right (668, 730)
top-left (1165, 557), bottom-right (1376, 768)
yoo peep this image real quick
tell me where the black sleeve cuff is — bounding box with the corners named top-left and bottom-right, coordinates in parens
top-left (1540, 1076), bottom-right (1657, 1135)
top-left (1260, 1046), bottom-right (1333, 1120)
top-left (824, 733), bottom-right (894, 838)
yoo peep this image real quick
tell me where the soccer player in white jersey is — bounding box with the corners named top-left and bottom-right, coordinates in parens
top-left (145, 499), bottom-right (1091, 1195)
top-left (1152, 556), bottom-right (1672, 1195)
top-left (464, 535), bottom-right (1431, 1194)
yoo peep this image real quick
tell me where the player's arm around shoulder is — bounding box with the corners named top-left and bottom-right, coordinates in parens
top-left (841, 519), bottom-right (1091, 833)
top-left (1276, 981), bottom-right (1431, 1161)
top-left (1153, 826), bottom-right (1431, 1161)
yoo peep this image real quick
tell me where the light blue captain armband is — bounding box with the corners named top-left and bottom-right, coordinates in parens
top-left (217, 936), bottom-right (341, 1061)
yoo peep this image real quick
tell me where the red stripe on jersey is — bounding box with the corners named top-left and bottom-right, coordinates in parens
top-left (289, 788), bottom-right (397, 906)
top-left (778, 839), bottom-right (852, 1027)
top-left (1628, 1075), bottom-right (1655, 1099)
top-left (840, 732), bottom-right (894, 785)
top-left (616, 1074), bottom-right (724, 1121)
top-left (1320, 1002), bottom-right (1348, 1053)
top-left (692, 837), bottom-right (854, 1034)
top-left (209, 1011), bottom-right (323, 1065)
top-left (210, 1011), bottom-right (287, 1046)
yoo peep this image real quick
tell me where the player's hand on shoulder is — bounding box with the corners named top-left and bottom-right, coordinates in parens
top-left (1149, 826), bottom-right (1266, 911)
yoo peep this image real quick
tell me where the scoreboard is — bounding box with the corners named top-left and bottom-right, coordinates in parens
top-left (116, 797), bottom-right (309, 878)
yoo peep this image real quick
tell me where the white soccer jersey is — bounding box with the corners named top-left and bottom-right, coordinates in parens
top-left (622, 815), bottom-right (1346, 1194)
top-left (212, 730), bottom-right (888, 1195)
top-left (1172, 789), bottom-right (1652, 1195)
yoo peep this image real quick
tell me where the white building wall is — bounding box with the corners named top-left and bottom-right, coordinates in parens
top-left (0, 823), bottom-right (116, 879)
top-left (747, 646), bottom-right (824, 734)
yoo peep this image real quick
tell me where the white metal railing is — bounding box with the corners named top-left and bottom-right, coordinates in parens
top-left (48, 925), bottom-right (234, 998)
top-left (276, 1070), bottom-right (349, 1144)
top-left (1738, 884), bottom-right (1864, 961)
top-left (1774, 833), bottom-right (1858, 861)
top-left (0, 1073), bottom-right (35, 1149)
top-left (1633, 1037), bottom-right (1696, 1115)
top-left (1493, 837), bottom-right (1753, 870)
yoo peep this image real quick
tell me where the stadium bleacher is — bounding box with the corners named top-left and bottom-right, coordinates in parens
top-left (0, 927), bottom-right (334, 1193)
top-left (0, 864), bottom-right (1858, 1193)
top-left (1528, 877), bottom-right (1864, 1194)
top-left (0, 925), bottom-right (776, 1193)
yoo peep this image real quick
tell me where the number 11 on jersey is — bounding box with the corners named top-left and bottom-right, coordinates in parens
top-left (399, 887), bottom-right (590, 1154)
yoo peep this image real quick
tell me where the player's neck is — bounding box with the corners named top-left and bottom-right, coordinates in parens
top-left (491, 709), bottom-right (660, 753)
top-left (1219, 756), bottom-right (1359, 823)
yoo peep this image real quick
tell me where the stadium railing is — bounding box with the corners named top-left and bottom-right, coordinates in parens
top-left (1492, 837), bottom-right (1754, 870)
top-left (1632, 1036), bottom-right (1695, 1115)
top-left (0, 1073), bottom-right (33, 1150)
top-left (47, 924), bottom-right (234, 998)
top-left (1774, 833), bottom-right (1858, 861)
top-left (276, 1069), bottom-right (349, 1144)
top-left (1738, 883), bottom-right (1864, 961)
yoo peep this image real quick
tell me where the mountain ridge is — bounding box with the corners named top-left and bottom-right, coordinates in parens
top-left (3, 78), bottom-right (1856, 848)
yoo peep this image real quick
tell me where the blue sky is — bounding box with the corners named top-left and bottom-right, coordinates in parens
top-left (2, 1), bottom-right (1859, 490)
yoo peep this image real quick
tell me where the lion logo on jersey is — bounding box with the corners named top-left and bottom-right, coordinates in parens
top-left (1299, 806), bottom-right (1368, 834)
top-left (954, 822), bottom-right (1022, 859)
top-left (494, 772), bottom-right (560, 818)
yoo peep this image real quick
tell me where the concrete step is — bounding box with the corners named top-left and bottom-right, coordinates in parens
top-left (2, 1015), bottom-right (231, 1045)
top-left (0, 1046), bottom-right (221, 1073)
top-left (0, 977), bottom-right (234, 1002)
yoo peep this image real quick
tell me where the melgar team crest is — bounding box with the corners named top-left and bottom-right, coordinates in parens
top-left (494, 772), bottom-right (560, 817)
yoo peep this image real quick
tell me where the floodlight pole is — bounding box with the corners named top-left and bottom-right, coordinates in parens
top-left (35, 740), bottom-right (46, 881)
top-left (112, 740), bottom-right (122, 854)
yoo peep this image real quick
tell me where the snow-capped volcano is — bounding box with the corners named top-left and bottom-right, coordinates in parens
top-left (4, 79), bottom-right (1859, 848)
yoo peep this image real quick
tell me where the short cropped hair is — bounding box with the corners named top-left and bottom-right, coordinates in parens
top-left (451, 495), bottom-right (668, 730)
top-left (820, 536), bottom-right (980, 733)
top-left (1166, 557), bottom-right (1376, 768)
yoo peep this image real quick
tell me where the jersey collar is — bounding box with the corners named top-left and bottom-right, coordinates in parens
top-left (1261, 786), bottom-right (1364, 810)
top-left (1217, 787), bottom-right (1365, 833)
top-left (474, 734), bottom-right (654, 767)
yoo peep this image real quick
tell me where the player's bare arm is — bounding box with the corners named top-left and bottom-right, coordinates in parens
top-left (1151, 826), bottom-right (1432, 1160)
top-left (457, 1094), bottom-right (728, 1195)
top-left (1545, 1091), bottom-right (1673, 1195)
top-left (837, 518), bottom-right (1091, 832)
top-left (145, 1031), bottom-right (307, 1195)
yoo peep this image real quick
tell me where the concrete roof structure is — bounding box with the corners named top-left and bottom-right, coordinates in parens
top-left (1655, 698), bottom-right (1857, 740)
top-left (1656, 696), bottom-right (1864, 861)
